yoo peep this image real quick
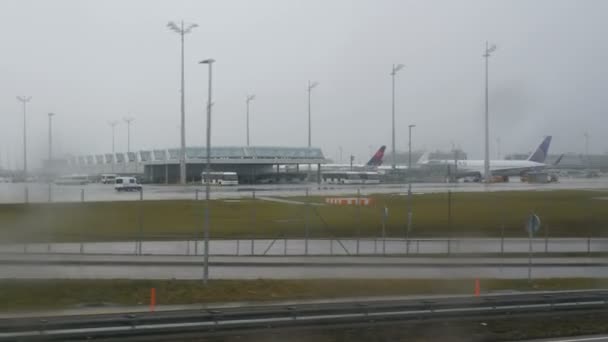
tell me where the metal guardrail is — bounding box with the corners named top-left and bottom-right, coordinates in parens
top-left (1, 290), bottom-right (607, 341)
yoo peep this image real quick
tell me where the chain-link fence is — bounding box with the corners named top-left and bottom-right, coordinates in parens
top-left (0, 184), bottom-right (606, 257)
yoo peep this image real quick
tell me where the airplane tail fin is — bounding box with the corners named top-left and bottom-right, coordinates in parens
top-left (553, 153), bottom-right (564, 166)
top-left (527, 136), bottom-right (552, 163)
top-left (366, 146), bottom-right (386, 166)
top-left (416, 151), bottom-right (430, 164)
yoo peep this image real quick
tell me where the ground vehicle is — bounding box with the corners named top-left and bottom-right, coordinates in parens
top-left (55, 174), bottom-right (89, 185)
top-left (360, 172), bottom-right (381, 184)
top-left (100, 174), bottom-right (117, 184)
top-left (201, 172), bottom-right (239, 185)
top-left (114, 177), bottom-right (142, 191)
top-left (322, 171), bottom-right (381, 184)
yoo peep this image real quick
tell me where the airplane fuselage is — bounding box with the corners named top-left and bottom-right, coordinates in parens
top-left (424, 159), bottom-right (546, 177)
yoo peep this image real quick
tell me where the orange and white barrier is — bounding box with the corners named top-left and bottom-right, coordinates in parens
top-left (325, 197), bottom-right (373, 206)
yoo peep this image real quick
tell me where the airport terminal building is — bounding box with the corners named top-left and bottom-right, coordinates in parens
top-left (66, 146), bottom-right (327, 184)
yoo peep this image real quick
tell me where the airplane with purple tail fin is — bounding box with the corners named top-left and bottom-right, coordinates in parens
top-left (419, 136), bottom-right (559, 180)
top-left (365, 145), bottom-right (386, 166)
top-left (313, 145), bottom-right (388, 171)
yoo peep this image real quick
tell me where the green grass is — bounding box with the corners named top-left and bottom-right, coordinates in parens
top-left (1, 190), bottom-right (607, 242)
top-left (1, 278), bottom-right (606, 312)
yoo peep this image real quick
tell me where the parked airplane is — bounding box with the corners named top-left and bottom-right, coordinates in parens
top-left (419, 136), bottom-right (555, 180)
top-left (300, 146), bottom-right (388, 171)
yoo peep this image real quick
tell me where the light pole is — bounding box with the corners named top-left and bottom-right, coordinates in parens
top-left (108, 121), bottom-right (118, 172)
top-left (483, 42), bottom-right (497, 183)
top-left (246, 95), bottom-right (255, 146)
top-left (496, 137), bottom-right (501, 159)
top-left (307, 81), bottom-right (319, 149)
top-left (307, 81), bottom-right (319, 180)
top-left (48, 113), bottom-right (55, 164)
top-left (167, 21), bottom-right (198, 185)
top-left (16, 96), bottom-right (31, 178)
top-left (391, 64), bottom-right (405, 170)
top-left (124, 117), bottom-right (135, 153)
top-left (407, 124), bottom-right (415, 235)
top-left (199, 58), bottom-right (215, 285)
top-left (584, 132), bottom-right (590, 168)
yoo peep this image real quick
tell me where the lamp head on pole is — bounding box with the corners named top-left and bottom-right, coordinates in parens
top-left (484, 43), bottom-right (497, 57)
top-left (16, 96), bottom-right (32, 103)
top-left (409, 124), bottom-right (416, 129)
top-left (246, 94), bottom-right (256, 103)
top-left (308, 81), bottom-right (319, 91)
top-left (391, 64), bottom-right (405, 75)
top-left (199, 58), bottom-right (215, 64)
top-left (167, 21), bottom-right (198, 34)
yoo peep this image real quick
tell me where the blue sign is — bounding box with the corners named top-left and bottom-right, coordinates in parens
top-left (526, 213), bottom-right (541, 235)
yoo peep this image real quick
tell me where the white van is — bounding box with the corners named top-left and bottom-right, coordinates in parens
top-left (101, 174), bottom-right (117, 184)
top-left (114, 177), bottom-right (142, 191)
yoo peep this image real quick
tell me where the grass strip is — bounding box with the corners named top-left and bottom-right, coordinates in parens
top-left (1, 278), bottom-right (606, 312)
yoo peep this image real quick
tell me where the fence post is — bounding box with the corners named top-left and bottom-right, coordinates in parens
top-left (236, 239), bottom-right (240, 256)
top-left (544, 224), bottom-right (549, 254)
top-left (195, 189), bottom-right (199, 201)
top-left (587, 229), bottom-right (591, 254)
top-left (382, 207), bottom-right (387, 256)
top-left (330, 238), bottom-right (333, 255)
top-left (80, 188), bottom-right (85, 202)
top-left (500, 224), bottom-right (505, 256)
top-left (47, 183), bottom-right (52, 203)
top-left (24, 186), bottom-right (29, 204)
top-left (283, 237), bottom-right (287, 256)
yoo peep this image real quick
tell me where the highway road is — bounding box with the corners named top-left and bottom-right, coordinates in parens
top-left (2, 238), bottom-right (606, 256)
top-left (1, 254), bottom-right (606, 279)
top-left (1, 177), bottom-right (607, 204)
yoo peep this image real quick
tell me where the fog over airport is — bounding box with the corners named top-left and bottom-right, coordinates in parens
top-left (1, 0), bottom-right (607, 169)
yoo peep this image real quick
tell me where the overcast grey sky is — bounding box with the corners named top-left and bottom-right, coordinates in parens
top-left (1, 0), bottom-right (607, 169)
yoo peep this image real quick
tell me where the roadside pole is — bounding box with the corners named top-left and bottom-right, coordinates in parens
top-left (528, 225), bottom-right (532, 283)
top-left (138, 188), bottom-right (143, 255)
top-left (356, 188), bottom-right (361, 255)
top-left (80, 188), bottom-right (85, 254)
top-left (447, 190), bottom-right (452, 255)
top-left (251, 190), bottom-right (256, 255)
top-left (305, 188), bottom-right (309, 256)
